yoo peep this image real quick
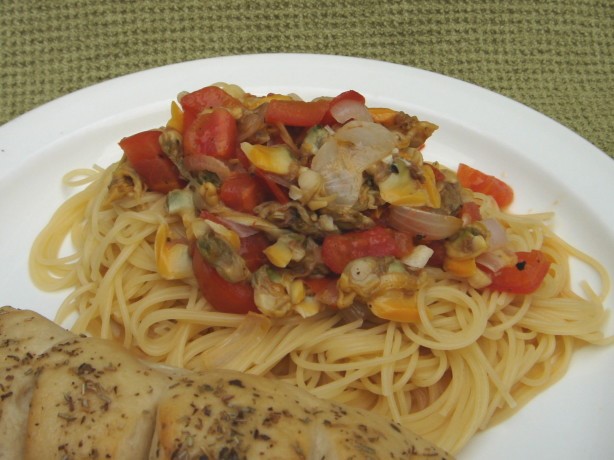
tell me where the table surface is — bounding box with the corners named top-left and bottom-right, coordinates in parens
top-left (1, 0), bottom-right (612, 158)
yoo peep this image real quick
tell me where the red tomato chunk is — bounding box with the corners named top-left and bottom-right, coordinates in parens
top-left (457, 163), bottom-right (514, 209)
top-left (183, 108), bottom-right (238, 161)
top-left (488, 250), bottom-right (551, 294)
top-left (118, 130), bottom-right (185, 194)
top-left (322, 227), bottom-right (414, 274)
top-left (192, 248), bottom-right (258, 314)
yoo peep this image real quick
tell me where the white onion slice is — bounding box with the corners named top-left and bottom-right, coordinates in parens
top-left (319, 168), bottom-right (363, 207)
top-left (330, 99), bottom-right (373, 124)
top-left (184, 154), bottom-right (232, 179)
top-left (310, 121), bottom-right (396, 207)
top-left (213, 215), bottom-right (261, 238)
top-left (260, 171), bottom-right (292, 189)
top-left (333, 121), bottom-right (396, 171)
top-left (482, 218), bottom-right (507, 249)
top-left (237, 109), bottom-right (265, 142)
top-left (215, 208), bottom-right (285, 237)
top-left (388, 205), bottom-right (462, 240)
top-left (476, 251), bottom-right (508, 273)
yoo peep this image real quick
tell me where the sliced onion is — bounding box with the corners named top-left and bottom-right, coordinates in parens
top-left (274, 122), bottom-right (300, 156)
top-left (476, 251), bottom-right (508, 273)
top-left (260, 171), bottom-right (292, 189)
top-left (201, 312), bottom-right (271, 369)
top-left (213, 215), bottom-right (261, 238)
top-left (237, 107), bottom-right (266, 141)
top-left (388, 205), bottom-right (462, 240)
top-left (482, 218), bottom-right (507, 249)
top-left (311, 121), bottom-right (396, 207)
top-left (319, 168), bottom-right (363, 207)
top-left (184, 155), bottom-right (231, 179)
top-left (333, 121), bottom-right (396, 171)
top-left (310, 135), bottom-right (339, 171)
top-left (215, 208), bottom-right (285, 237)
top-left (330, 99), bottom-right (373, 124)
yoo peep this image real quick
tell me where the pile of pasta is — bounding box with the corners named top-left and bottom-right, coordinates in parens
top-left (29, 86), bottom-right (612, 454)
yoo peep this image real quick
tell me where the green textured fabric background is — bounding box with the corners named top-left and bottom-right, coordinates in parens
top-left (1, 0), bottom-right (612, 157)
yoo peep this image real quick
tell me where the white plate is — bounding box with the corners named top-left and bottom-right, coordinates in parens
top-left (0, 54), bottom-right (612, 459)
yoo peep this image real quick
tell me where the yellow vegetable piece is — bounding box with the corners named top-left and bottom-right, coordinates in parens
top-left (381, 186), bottom-right (430, 207)
top-left (290, 279), bottom-right (306, 304)
top-left (369, 290), bottom-right (420, 323)
top-left (154, 223), bottom-right (193, 280)
top-left (368, 107), bottom-right (398, 126)
top-left (240, 142), bottom-right (296, 175)
top-left (443, 257), bottom-right (478, 277)
top-left (166, 101), bottom-right (184, 132)
top-left (263, 241), bottom-right (293, 268)
top-left (294, 296), bottom-right (322, 318)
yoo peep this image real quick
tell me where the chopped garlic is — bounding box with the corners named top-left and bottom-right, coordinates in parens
top-left (402, 245), bottom-right (435, 270)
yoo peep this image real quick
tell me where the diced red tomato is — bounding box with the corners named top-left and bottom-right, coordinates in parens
top-left (393, 231), bottom-right (414, 259)
top-left (239, 232), bottom-right (270, 272)
top-left (183, 108), bottom-right (237, 161)
top-left (192, 248), bottom-right (258, 314)
top-left (320, 90), bottom-right (366, 125)
top-left (333, 89), bottom-right (365, 105)
top-left (182, 110), bottom-right (197, 133)
top-left (488, 250), bottom-right (551, 294)
top-left (118, 130), bottom-right (186, 194)
top-left (265, 99), bottom-right (330, 127)
top-left (461, 201), bottom-right (482, 222)
top-left (321, 227), bottom-right (414, 274)
top-left (303, 276), bottom-right (340, 307)
top-left (254, 169), bottom-right (290, 204)
top-left (180, 86), bottom-right (243, 130)
top-left (423, 239), bottom-right (446, 268)
top-left (457, 163), bottom-right (514, 209)
top-left (219, 172), bottom-right (270, 213)
top-left (234, 148), bottom-right (290, 204)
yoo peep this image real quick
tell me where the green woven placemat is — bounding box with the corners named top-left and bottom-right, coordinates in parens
top-left (1, 0), bottom-right (612, 157)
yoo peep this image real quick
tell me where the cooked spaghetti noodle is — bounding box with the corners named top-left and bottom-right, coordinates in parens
top-left (29, 85), bottom-right (612, 454)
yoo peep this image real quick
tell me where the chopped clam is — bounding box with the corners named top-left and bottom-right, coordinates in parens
top-left (196, 224), bottom-right (250, 283)
top-left (445, 222), bottom-right (490, 260)
top-left (368, 290), bottom-right (420, 323)
top-left (337, 257), bottom-right (425, 320)
top-left (251, 267), bottom-right (294, 318)
top-left (377, 159), bottom-right (440, 208)
top-left (251, 268), bottom-right (323, 319)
